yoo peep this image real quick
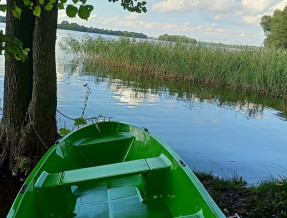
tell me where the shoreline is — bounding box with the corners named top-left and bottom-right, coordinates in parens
top-left (195, 171), bottom-right (287, 217)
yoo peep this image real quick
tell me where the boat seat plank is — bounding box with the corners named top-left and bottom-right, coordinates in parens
top-left (72, 133), bottom-right (134, 147)
top-left (34, 154), bottom-right (171, 189)
top-left (146, 155), bottom-right (172, 170)
top-left (61, 159), bottom-right (149, 187)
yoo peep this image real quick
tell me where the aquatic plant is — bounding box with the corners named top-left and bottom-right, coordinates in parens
top-left (60, 36), bottom-right (287, 98)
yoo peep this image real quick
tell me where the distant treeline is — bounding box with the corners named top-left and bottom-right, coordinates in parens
top-left (0, 15), bottom-right (6, 23)
top-left (58, 21), bottom-right (147, 39)
top-left (158, 34), bottom-right (197, 44)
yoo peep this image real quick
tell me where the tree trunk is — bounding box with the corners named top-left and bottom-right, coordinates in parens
top-left (0, 0), bottom-right (58, 175)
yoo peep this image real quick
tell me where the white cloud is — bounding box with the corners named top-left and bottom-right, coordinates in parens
top-left (101, 16), bottom-right (119, 25)
top-left (152, 0), bottom-right (287, 26)
top-left (98, 15), bottom-right (256, 44)
top-left (152, 0), bottom-right (241, 13)
top-left (242, 15), bottom-right (262, 26)
top-left (240, 32), bottom-right (246, 38)
top-left (240, 0), bottom-right (287, 26)
top-left (58, 10), bottom-right (67, 18)
top-left (89, 14), bottom-right (97, 20)
top-left (125, 13), bottom-right (140, 20)
top-left (242, 0), bottom-right (281, 14)
top-left (152, 0), bottom-right (194, 13)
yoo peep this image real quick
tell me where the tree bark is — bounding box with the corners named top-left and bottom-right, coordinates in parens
top-left (0, 0), bottom-right (58, 175)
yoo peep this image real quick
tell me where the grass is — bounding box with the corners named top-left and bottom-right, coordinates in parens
top-left (195, 172), bottom-right (287, 217)
top-left (60, 36), bottom-right (287, 98)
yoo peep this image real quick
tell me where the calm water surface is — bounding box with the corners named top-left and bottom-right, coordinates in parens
top-left (1, 22), bottom-right (287, 215)
top-left (55, 28), bottom-right (287, 184)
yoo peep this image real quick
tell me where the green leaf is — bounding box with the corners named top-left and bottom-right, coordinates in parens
top-left (0, 4), bottom-right (7, 12)
top-left (60, 0), bottom-right (67, 3)
top-left (33, 6), bottom-right (41, 16)
top-left (4, 35), bottom-right (29, 62)
top-left (66, 5), bottom-right (78, 18)
top-left (72, 0), bottom-right (79, 3)
top-left (23, 0), bottom-right (30, 6)
top-left (0, 31), bottom-right (6, 41)
top-left (78, 5), bottom-right (90, 20)
top-left (74, 117), bottom-right (87, 126)
top-left (85, 5), bottom-right (94, 13)
top-left (39, 0), bottom-right (44, 5)
top-left (14, 55), bottom-right (21, 61)
top-left (45, 3), bottom-right (53, 11)
top-left (49, 0), bottom-right (56, 3)
top-left (80, 0), bottom-right (87, 4)
top-left (23, 48), bottom-right (30, 55)
top-left (12, 6), bottom-right (22, 19)
top-left (5, 52), bottom-right (11, 60)
top-left (59, 128), bottom-right (71, 136)
top-left (58, 3), bottom-right (64, 10)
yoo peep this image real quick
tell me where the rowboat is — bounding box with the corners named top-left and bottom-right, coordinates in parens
top-left (8, 121), bottom-right (225, 217)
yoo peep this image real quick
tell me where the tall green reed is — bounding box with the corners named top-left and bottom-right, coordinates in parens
top-left (60, 36), bottom-right (287, 97)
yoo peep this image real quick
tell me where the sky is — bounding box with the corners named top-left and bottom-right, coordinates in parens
top-left (1, 0), bottom-right (287, 46)
top-left (57, 0), bottom-right (287, 46)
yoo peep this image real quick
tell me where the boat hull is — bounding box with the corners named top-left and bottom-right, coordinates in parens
top-left (7, 121), bottom-right (225, 217)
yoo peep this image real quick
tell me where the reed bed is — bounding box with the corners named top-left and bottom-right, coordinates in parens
top-left (60, 36), bottom-right (287, 97)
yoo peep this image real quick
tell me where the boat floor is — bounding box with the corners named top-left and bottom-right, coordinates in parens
top-left (71, 174), bottom-right (172, 217)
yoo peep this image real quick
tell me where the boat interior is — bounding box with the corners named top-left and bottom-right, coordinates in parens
top-left (12, 122), bottom-right (220, 218)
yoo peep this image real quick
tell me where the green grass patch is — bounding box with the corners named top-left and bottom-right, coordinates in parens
top-left (195, 171), bottom-right (287, 217)
top-left (61, 36), bottom-right (287, 98)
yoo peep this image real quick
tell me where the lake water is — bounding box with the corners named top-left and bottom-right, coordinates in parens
top-left (55, 28), bottom-right (287, 184)
top-left (1, 22), bottom-right (287, 215)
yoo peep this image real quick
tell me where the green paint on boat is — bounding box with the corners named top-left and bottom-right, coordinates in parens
top-left (7, 121), bottom-right (225, 218)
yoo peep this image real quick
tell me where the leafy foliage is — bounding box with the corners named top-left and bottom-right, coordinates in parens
top-left (59, 128), bottom-right (71, 137)
top-left (0, 4), bottom-right (7, 12)
top-left (158, 34), bottom-right (197, 44)
top-left (0, 31), bottom-right (29, 62)
top-left (260, 15), bottom-right (271, 35)
top-left (73, 117), bottom-right (87, 126)
top-left (33, 6), bottom-right (41, 16)
top-left (44, 3), bottom-right (54, 11)
top-left (108, 0), bottom-right (147, 13)
top-left (66, 4), bottom-right (78, 18)
top-left (12, 6), bottom-right (22, 19)
top-left (261, 6), bottom-right (287, 48)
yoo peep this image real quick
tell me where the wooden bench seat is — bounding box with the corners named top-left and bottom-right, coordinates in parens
top-left (34, 154), bottom-right (171, 189)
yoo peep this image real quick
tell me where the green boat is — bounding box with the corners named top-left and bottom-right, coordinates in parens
top-left (8, 121), bottom-right (225, 217)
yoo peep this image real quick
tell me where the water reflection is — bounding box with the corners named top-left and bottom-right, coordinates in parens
top-left (111, 83), bottom-right (159, 108)
top-left (54, 59), bottom-right (287, 186)
top-left (81, 63), bottom-right (287, 121)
